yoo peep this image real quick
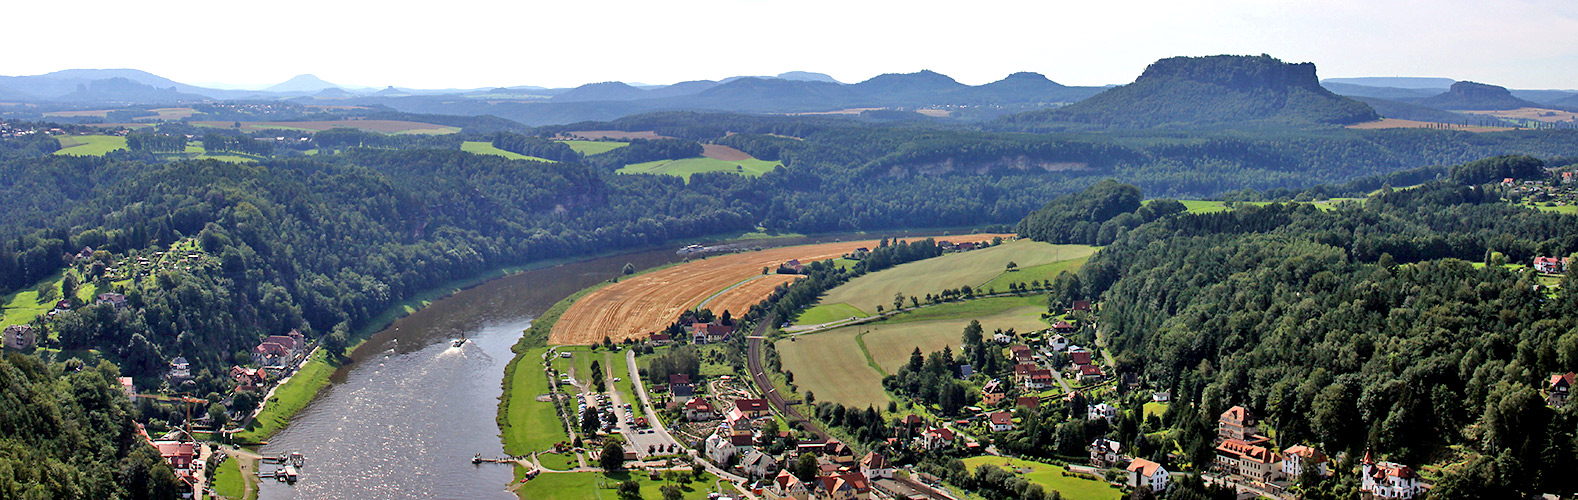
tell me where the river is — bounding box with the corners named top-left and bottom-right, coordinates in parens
top-left (255, 230), bottom-right (970, 499)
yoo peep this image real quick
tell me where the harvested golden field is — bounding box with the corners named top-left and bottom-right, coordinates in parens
top-left (1346, 118), bottom-right (1512, 132)
top-left (699, 274), bottom-right (803, 318)
top-left (548, 235), bottom-right (1012, 344)
top-left (1463, 107), bottom-right (1578, 123)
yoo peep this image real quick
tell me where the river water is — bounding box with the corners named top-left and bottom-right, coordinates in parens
top-left (255, 231), bottom-right (964, 499)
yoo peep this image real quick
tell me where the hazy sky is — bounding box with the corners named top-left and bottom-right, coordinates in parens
top-left (7, 0), bottom-right (1577, 89)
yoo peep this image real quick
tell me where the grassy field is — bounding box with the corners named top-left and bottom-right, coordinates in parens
top-left (537, 451), bottom-right (578, 471)
top-left (462, 141), bottom-right (554, 162)
top-left (960, 456), bottom-right (1121, 500)
top-left (860, 296), bottom-right (1050, 373)
top-left (776, 329), bottom-right (888, 409)
top-left (795, 302), bottom-right (867, 325)
top-left (811, 240), bottom-right (1095, 317)
top-left (1143, 402), bottom-right (1169, 419)
top-left (513, 470), bottom-right (721, 500)
top-left (2, 270), bottom-right (99, 332)
top-left (212, 456), bottom-right (254, 500)
top-left (617, 157), bottom-right (781, 181)
top-left (1170, 199), bottom-right (1362, 214)
top-left (982, 256), bottom-right (1090, 291)
top-left (502, 347), bottom-right (571, 456)
top-left (233, 349), bottom-right (336, 444)
top-left (54, 135), bottom-right (127, 156)
top-left (608, 351), bottom-right (637, 409)
top-left (1529, 203), bottom-right (1578, 214)
top-left (778, 295), bottom-right (1049, 409)
top-left (558, 140), bottom-right (628, 156)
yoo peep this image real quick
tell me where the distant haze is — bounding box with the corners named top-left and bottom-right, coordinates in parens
top-left (3, 0), bottom-right (1577, 89)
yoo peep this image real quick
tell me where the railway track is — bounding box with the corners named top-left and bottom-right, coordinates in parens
top-left (745, 314), bottom-right (828, 441)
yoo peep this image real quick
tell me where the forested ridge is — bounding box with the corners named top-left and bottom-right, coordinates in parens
top-left (1021, 176), bottom-right (1578, 497)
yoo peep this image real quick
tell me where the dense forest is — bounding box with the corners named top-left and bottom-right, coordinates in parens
top-left (0, 354), bottom-right (179, 499)
top-left (1014, 170), bottom-right (1578, 497)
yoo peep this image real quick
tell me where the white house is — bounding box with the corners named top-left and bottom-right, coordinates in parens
top-left (1090, 438), bottom-right (1122, 468)
top-left (1087, 403), bottom-right (1118, 422)
top-left (1127, 458), bottom-right (1169, 492)
top-left (916, 427), bottom-right (956, 451)
top-left (988, 411), bottom-right (1014, 432)
top-left (706, 431), bottom-right (738, 464)
top-left (1048, 335), bottom-right (1069, 352)
top-left (993, 332), bottom-right (1014, 344)
top-left (1282, 445), bottom-right (1329, 478)
top-left (168, 357), bottom-right (191, 380)
top-left (861, 452), bottom-right (894, 479)
top-left (1361, 450), bottom-right (1421, 499)
top-left (739, 449), bottom-right (778, 478)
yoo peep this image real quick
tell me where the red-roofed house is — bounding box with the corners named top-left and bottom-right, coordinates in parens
top-left (1551, 372), bottom-right (1577, 407)
top-left (1071, 300), bottom-right (1092, 312)
top-left (651, 333), bottom-right (672, 346)
top-left (1009, 345), bottom-right (1035, 363)
top-left (1069, 351), bottom-right (1093, 366)
top-left (229, 366), bottom-right (269, 391)
top-left (982, 379), bottom-right (1007, 406)
top-left (1078, 364), bottom-right (1104, 382)
top-left (692, 323), bottom-right (734, 344)
top-left (1021, 369), bottom-right (1054, 390)
top-left (1216, 438), bottom-right (1280, 483)
top-left (988, 411), bottom-right (1014, 432)
top-left (1361, 450), bottom-right (1421, 499)
top-left (152, 441), bottom-right (196, 470)
top-left (1218, 405), bottom-right (1259, 443)
top-left (917, 427), bottom-right (956, 451)
top-left (1283, 445), bottom-right (1329, 477)
top-left (1536, 256), bottom-right (1569, 274)
top-left (1052, 321), bottom-right (1077, 334)
top-left (765, 470), bottom-right (808, 500)
top-left (861, 452), bottom-right (893, 479)
top-left (1127, 458), bottom-right (1169, 492)
top-left (736, 398), bottom-right (770, 418)
top-left (684, 398), bottom-right (718, 421)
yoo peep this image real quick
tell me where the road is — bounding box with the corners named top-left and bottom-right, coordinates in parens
top-left (624, 348), bottom-right (747, 484)
top-left (605, 351), bottom-right (674, 458)
top-left (745, 315), bottom-right (829, 441)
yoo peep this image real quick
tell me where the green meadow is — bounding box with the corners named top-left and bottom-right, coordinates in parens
top-left (54, 135), bottom-right (127, 156)
top-left (617, 157), bottom-right (781, 181)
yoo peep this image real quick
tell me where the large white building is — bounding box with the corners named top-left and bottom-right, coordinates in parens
top-left (1361, 450), bottom-right (1421, 499)
top-left (1126, 458), bottom-right (1169, 492)
top-left (1282, 445), bottom-right (1329, 478)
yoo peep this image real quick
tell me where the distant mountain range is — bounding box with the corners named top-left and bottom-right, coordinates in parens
top-left (2, 62), bottom-right (1572, 127)
top-left (1002, 54), bottom-right (1379, 128)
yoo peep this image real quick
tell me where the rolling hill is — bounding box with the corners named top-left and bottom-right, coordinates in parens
top-left (1003, 54), bottom-right (1379, 128)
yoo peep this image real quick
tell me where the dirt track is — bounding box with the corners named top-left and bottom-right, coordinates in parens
top-left (548, 235), bottom-right (1009, 344)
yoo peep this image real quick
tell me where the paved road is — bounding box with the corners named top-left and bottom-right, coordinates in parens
top-left (625, 349), bottom-right (746, 483)
top-left (605, 351), bottom-right (674, 458)
top-left (745, 315), bottom-right (829, 441)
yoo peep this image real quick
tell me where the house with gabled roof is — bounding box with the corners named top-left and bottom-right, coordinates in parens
top-left (3, 325), bottom-right (37, 350)
top-left (1282, 444), bottom-right (1329, 478)
top-left (1361, 450), bottom-right (1421, 499)
top-left (1090, 438), bottom-right (1122, 467)
top-left (1218, 405), bottom-right (1261, 443)
top-left (988, 411), bottom-right (1014, 432)
top-left (860, 451), bottom-right (893, 479)
top-left (1127, 458), bottom-right (1169, 492)
top-left (1551, 372), bottom-right (1577, 407)
top-left (684, 398), bottom-right (718, 421)
top-left (1216, 438), bottom-right (1280, 483)
top-left (981, 379), bottom-right (1007, 406)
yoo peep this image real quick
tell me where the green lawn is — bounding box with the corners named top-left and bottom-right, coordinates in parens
top-left (462, 141), bottom-right (554, 162)
top-left (1174, 200), bottom-right (1229, 214)
top-left (795, 302), bottom-right (867, 325)
top-left (608, 351), bottom-right (637, 408)
top-left (778, 295), bottom-right (1050, 409)
top-left (1529, 203), bottom-right (1578, 214)
top-left (982, 256), bottom-right (1090, 291)
top-left (211, 456), bottom-right (253, 500)
top-left (812, 240), bottom-right (1095, 317)
top-left (1144, 402), bottom-right (1169, 419)
top-left (960, 456), bottom-right (1121, 500)
top-left (2, 270), bottom-right (99, 332)
top-left (233, 349), bottom-right (336, 444)
top-left (617, 157), bottom-right (781, 181)
top-left (515, 470), bottom-right (722, 500)
top-left (502, 347), bottom-right (571, 455)
top-left (538, 451), bottom-right (578, 471)
top-left (54, 135), bottom-right (127, 156)
top-left (558, 140), bottom-right (628, 156)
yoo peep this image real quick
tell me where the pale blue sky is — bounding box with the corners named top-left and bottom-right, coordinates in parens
top-left (7, 0), bottom-right (1576, 89)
